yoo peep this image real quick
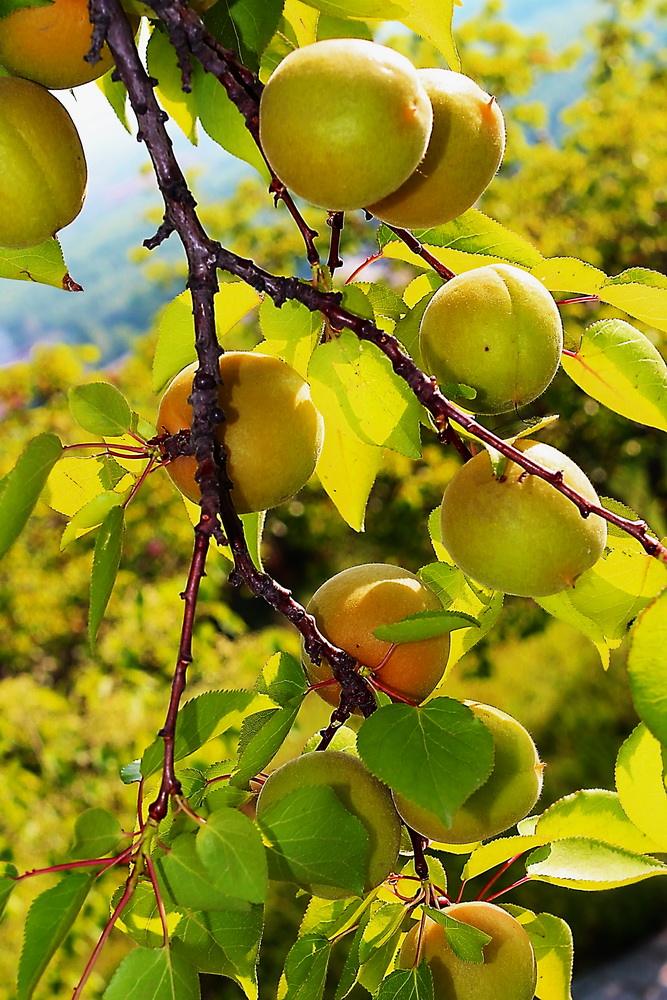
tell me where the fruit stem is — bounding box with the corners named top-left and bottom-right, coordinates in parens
top-left (484, 874), bottom-right (530, 903)
top-left (476, 853), bottom-right (525, 901)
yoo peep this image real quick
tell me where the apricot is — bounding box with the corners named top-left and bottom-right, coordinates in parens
top-left (440, 440), bottom-right (607, 597)
top-left (256, 750), bottom-right (401, 898)
top-left (0, 78), bottom-right (87, 249)
top-left (0, 0), bottom-right (128, 90)
top-left (399, 903), bottom-right (537, 1000)
top-left (302, 564), bottom-right (450, 708)
top-left (395, 703), bottom-right (542, 845)
top-left (370, 70), bottom-right (506, 229)
top-left (259, 39), bottom-right (433, 211)
top-left (419, 265), bottom-right (563, 414)
top-left (157, 352), bottom-right (323, 514)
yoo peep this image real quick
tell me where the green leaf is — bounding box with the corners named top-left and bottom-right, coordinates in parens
top-left (530, 256), bottom-right (605, 296)
top-left (0, 433), bottom-right (62, 559)
top-left (60, 491), bottom-right (126, 549)
top-left (258, 297), bottom-right (321, 379)
top-left (115, 883), bottom-right (179, 949)
top-left (393, 293), bottom-right (434, 366)
top-left (525, 838), bottom-right (667, 890)
top-left (278, 935), bottom-right (331, 1000)
top-left (193, 63), bottom-right (270, 179)
top-left (152, 283), bottom-right (261, 392)
top-left (358, 902), bottom-right (405, 964)
top-left (356, 698), bottom-right (494, 825)
top-left (120, 759), bottom-right (142, 784)
top-left (537, 498), bottom-right (667, 669)
top-left (97, 71), bottom-right (130, 132)
top-left (258, 785), bottom-right (370, 897)
top-left (300, 894), bottom-right (371, 940)
top-left (615, 724), bottom-right (667, 849)
top-left (0, 237), bottom-right (77, 289)
top-left (196, 808), bottom-right (268, 903)
top-left (373, 609), bottom-right (479, 643)
top-left (400, 0), bottom-right (458, 68)
top-left (148, 28), bottom-right (198, 143)
top-left (141, 689), bottom-right (272, 778)
top-left (423, 906), bottom-right (491, 962)
top-left (380, 209), bottom-right (543, 272)
top-left (232, 700), bottom-right (302, 787)
top-left (310, 331), bottom-right (423, 459)
top-left (298, 0), bottom-right (405, 17)
top-left (256, 651), bottom-right (307, 708)
top-left (462, 834), bottom-right (541, 882)
top-left (376, 966), bottom-right (434, 1000)
top-left (599, 267), bottom-right (667, 333)
top-left (561, 319), bottom-right (667, 431)
top-left (174, 904), bottom-right (262, 998)
top-left (0, 866), bottom-right (18, 920)
top-left (71, 808), bottom-right (125, 860)
top-left (627, 593), bottom-right (667, 745)
top-left (46, 454), bottom-right (119, 518)
top-left (418, 560), bottom-right (503, 672)
top-left (0, 0), bottom-right (52, 13)
top-left (88, 505), bottom-right (125, 648)
top-left (69, 382), bottom-right (132, 436)
top-left (204, 0), bottom-right (284, 72)
top-left (334, 913), bottom-right (370, 1000)
top-left (17, 874), bottom-right (92, 999)
top-left (103, 945), bottom-right (200, 999)
top-left (156, 833), bottom-right (232, 912)
top-left (503, 906), bottom-right (573, 1000)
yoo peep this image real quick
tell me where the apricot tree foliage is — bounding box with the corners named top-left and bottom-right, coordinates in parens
top-left (0, 0), bottom-right (666, 998)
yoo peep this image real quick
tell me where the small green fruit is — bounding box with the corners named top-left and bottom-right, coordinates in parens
top-left (419, 264), bottom-right (563, 414)
top-left (256, 751), bottom-right (401, 898)
top-left (0, 78), bottom-right (87, 249)
top-left (302, 563), bottom-right (450, 708)
top-left (399, 903), bottom-right (537, 1000)
top-left (440, 441), bottom-right (608, 597)
top-left (395, 703), bottom-right (542, 844)
top-left (370, 69), bottom-right (506, 229)
top-left (259, 39), bottom-right (433, 211)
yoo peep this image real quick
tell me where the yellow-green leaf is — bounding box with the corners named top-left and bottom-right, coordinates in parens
top-left (0, 238), bottom-right (79, 290)
top-left (600, 268), bottom-right (667, 333)
top-left (152, 282), bottom-right (262, 392)
top-left (147, 28), bottom-right (198, 143)
top-left (400, 0), bottom-right (459, 69)
top-left (526, 838), bottom-right (667, 890)
top-left (561, 319), bottom-right (667, 431)
top-left (615, 724), bottom-right (667, 850)
top-left (530, 257), bottom-right (605, 296)
top-left (628, 593), bottom-right (667, 745)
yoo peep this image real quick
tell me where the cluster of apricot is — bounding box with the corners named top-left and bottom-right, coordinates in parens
top-left (0, 0), bottom-right (134, 248)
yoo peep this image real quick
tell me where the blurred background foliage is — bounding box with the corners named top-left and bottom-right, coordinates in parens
top-left (0, 0), bottom-right (665, 996)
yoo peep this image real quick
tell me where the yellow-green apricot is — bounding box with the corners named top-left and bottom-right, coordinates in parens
top-left (259, 39), bottom-right (433, 211)
top-left (370, 69), bottom-right (506, 229)
top-left (157, 352), bottom-right (323, 514)
top-left (0, 78), bottom-right (87, 249)
top-left (440, 440), bottom-right (607, 597)
top-left (399, 903), bottom-right (537, 1000)
top-left (256, 750), bottom-right (401, 898)
top-left (302, 564), bottom-right (450, 708)
top-left (395, 702), bottom-right (542, 845)
top-left (419, 264), bottom-right (563, 414)
top-left (0, 0), bottom-right (135, 89)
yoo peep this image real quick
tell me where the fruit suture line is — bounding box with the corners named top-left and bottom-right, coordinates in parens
top-left (117, 0), bottom-right (664, 564)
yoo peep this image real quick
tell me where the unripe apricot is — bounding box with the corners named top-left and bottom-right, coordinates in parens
top-left (440, 440), bottom-right (607, 597)
top-left (0, 0), bottom-right (128, 89)
top-left (0, 78), bottom-right (87, 249)
top-left (419, 264), bottom-right (563, 414)
top-left (370, 70), bottom-right (506, 229)
top-left (256, 750), bottom-right (401, 898)
top-left (157, 353), bottom-right (323, 514)
top-left (395, 703), bottom-right (542, 844)
top-left (399, 903), bottom-right (537, 1000)
top-left (302, 564), bottom-right (450, 708)
top-left (259, 39), bottom-right (433, 211)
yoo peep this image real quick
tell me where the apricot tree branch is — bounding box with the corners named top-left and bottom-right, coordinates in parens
top-left (212, 249), bottom-right (666, 563)
top-left (378, 222), bottom-right (456, 281)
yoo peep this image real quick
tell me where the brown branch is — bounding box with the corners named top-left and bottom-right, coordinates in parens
top-left (327, 212), bottom-right (345, 276)
top-left (379, 222), bottom-right (456, 282)
top-left (212, 249), bottom-right (667, 563)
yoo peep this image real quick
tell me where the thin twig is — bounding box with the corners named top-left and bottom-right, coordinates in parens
top-left (379, 223), bottom-right (456, 281)
top-left (327, 212), bottom-right (345, 276)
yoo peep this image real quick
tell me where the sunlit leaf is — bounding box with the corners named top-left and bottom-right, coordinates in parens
top-left (600, 267), bottom-right (667, 333)
top-left (358, 902), bottom-right (405, 965)
top-left (278, 935), bottom-right (331, 1000)
top-left (148, 28), bottom-right (199, 143)
top-left (505, 906), bottom-right (573, 1000)
top-left (17, 875), bottom-right (92, 1000)
top-left (103, 945), bottom-right (200, 999)
top-left (97, 71), bottom-right (130, 132)
top-left (193, 64), bottom-right (270, 178)
top-left (525, 838), bottom-right (667, 889)
top-left (627, 592), bottom-right (667, 744)
top-left (373, 609), bottom-right (479, 643)
top-left (60, 491), bottom-right (127, 549)
top-left (69, 383), bottom-right (132, 437)
top-left (615, 724), bottom-right (667, 849)
top-left (204, 0), bottom-right (285, 72)
top-left (258, 297), bottom-right (321, 378)
top-left (561, 319), bottom-right (667, 431)
top-left (0, 433), bottom-right (62, 559)
top-left (0, 237), bottom-right (78, 290)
